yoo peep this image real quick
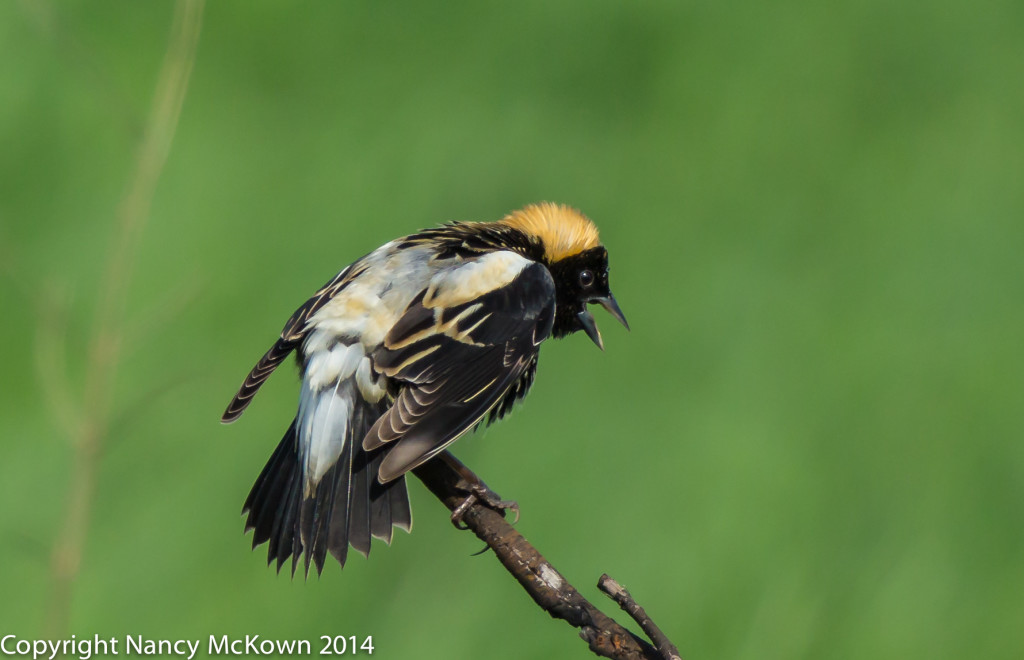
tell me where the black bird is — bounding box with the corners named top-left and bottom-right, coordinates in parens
top-left (223, 202), bottom-right (628, 575)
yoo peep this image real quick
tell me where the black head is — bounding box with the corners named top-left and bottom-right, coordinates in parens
top-left (548, 246), bottom-right (629, 349)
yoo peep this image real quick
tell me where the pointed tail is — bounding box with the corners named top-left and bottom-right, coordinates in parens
top-left (242, 403), bottom-right (412, 576)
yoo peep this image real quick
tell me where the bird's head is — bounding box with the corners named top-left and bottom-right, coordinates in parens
top-left (502, 203), bottom-right (629, 349)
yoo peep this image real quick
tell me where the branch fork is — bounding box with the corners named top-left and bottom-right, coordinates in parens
top-left (413, 453), bottom-right (681, 660)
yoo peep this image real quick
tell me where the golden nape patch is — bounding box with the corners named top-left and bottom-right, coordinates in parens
top-left (500, 202), bottom-right (601, 261)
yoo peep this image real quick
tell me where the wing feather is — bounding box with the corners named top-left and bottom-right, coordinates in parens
top-left (364, 260), bottom-right (556, 481)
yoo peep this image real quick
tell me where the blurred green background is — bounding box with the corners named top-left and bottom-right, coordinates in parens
top-left (2, 1), bottom-right (1022, 658)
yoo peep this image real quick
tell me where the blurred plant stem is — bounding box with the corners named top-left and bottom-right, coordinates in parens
top-left (40, 0), bottom-right (204, 638)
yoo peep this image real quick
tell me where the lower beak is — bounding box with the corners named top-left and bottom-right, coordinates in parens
top-left (577, 309), bottom-right (604, 351)
top-left (578, 294), bottom-right (629, 351)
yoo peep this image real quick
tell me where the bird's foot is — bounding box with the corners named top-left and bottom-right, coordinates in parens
top-left (450, 481), bottom-right (520, 530)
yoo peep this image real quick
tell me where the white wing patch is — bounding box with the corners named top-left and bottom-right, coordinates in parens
top-left (297, 342), bottom-right (387, 495)
top-left (307, 243), bottom-right (436, 347)
top-left (355, 354), bottom-right (386, 402)
top-left (306, 247), bottom-right (529, 350)
top-left (298, 377), bottom-right (352, 495)
top-left (293, 247), bottom-right (533, 495)
top-left (304, 341), bottom-right (364, 389)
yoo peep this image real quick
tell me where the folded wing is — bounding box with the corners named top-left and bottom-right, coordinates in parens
top-left (365, 257), bottom-right (556, 482)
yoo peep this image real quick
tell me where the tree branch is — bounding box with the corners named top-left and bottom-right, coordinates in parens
top-left (599, 575), bottom-right (682, 660)
top-left (412, 454), bottom-right (681, 660)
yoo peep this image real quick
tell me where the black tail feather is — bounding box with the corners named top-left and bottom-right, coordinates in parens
top-left (242, 403), bottom-right (412, 576)
top-left (306, 437), bottom-right (349, 576)
top-left (268, 463), bottom-right (299, 572)
top-left (349, 447), bottom-right (372, 558)
top-left (368, 449), bottom-right (393, 543)
top-left (389, 475), bottom-right (412, 533)
top-left (243, 420), bottom-right (297, 548)
top-left (325, 446), bottom-right (353, 569)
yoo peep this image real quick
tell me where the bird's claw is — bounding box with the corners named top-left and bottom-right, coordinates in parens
top-left (449, 482), bottom-right (520, 529)
top-left (450, 495), bottom-right (476, 530)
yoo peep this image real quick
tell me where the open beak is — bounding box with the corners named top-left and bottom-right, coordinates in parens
top-left (577, 294), bottom-right (629, 351)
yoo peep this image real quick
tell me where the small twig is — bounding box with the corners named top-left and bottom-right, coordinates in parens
top-left (599, 575), bottom-right (682, 660)
top-left (413, 454), bottom-right (678, 660)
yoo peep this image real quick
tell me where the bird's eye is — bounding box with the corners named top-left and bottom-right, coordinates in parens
top-left (579, 269), bottom-right (595, 288)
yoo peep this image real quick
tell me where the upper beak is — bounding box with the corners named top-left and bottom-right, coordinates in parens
top-left (596, 294), bottom-right (629, 331)
top-left (577, 293), bottom-right (629, 351)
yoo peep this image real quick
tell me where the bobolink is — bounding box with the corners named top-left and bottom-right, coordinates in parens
top-left (223, 202), bottom-right (627, 574)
